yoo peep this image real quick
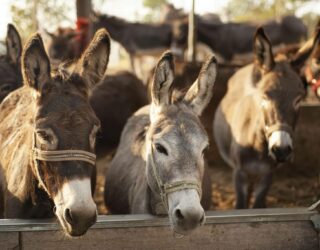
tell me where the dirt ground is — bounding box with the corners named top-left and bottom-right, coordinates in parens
top-left (94, 149), bottom-right (320, 215)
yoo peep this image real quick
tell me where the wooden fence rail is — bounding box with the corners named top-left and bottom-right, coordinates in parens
top-left (0, 208), bottom-right (318, 250)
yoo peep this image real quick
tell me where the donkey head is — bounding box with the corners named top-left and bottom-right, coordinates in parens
top-left (0, 24), bottom-right (22, 102)
top-left (253, 27), bottom-right (320, 163)
top-left (170, 18), bottom-right (188, 57)
top-left (22, 29), bottom-right (110, 236)
top-left (146, 52), bottom-right (217, 235)
top-left (46, 28), bottom-right (80, 63)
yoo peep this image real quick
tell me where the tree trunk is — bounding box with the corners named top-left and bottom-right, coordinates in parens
top-left (76, 0), bottom-right (92, 19)
top-left (76, 0), bottom-right (92, 54)
top-left (187, 0), bottom-right (196, 62)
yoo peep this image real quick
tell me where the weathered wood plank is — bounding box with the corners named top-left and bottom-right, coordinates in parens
top-left (0, 208), bottom-right (318, 249)
top-left (0, 232), bottom-right (19, 250)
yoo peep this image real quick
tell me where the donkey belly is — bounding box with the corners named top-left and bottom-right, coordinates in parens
top-left (213, 106), bottom-right (235, 168)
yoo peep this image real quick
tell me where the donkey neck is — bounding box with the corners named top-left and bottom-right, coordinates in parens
top-left (229, 65), bottom-right (267, 150)
top-left (0, 87), bottom-right (41, 208)
top-left (95, 16), bottom-right (128, 43)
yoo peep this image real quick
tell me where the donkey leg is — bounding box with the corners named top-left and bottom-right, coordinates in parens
top-left (252, 171), bottom-right (273, 208)
top-left (233, 168), bottom-right (249, 209)
top-left (4, 192), bottom-right (25, 218)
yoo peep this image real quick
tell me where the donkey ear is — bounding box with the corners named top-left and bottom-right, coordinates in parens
top-left (6, 24), bottom-right (22, 65)
top-left (151, 51), bottom-right (174, 106)
top-left (150, 51), bottom-right (174, 122)
top-left (290, 28), bottom-right (320, 70)
top-left (76, 28), bottom-right (110, 90)
top-left (254, 27), bottom-right (275, 72)
top-left (44, 29), bottom-right (56, 39)
top-left (22, 33), bottom-right (51, 92)
top-left (183, 56), bottom-right (217, 116)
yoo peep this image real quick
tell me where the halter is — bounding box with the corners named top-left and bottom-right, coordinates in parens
top-left (265, 123), bottom-right (293, 139)
top-left (149, 146), bottom-right (202, 215)
top-left (305, 65), bottom-right (320, 98)
top-left (32, 133), bottom-right (96, 195)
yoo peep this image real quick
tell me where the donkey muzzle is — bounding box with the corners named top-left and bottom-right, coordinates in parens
top-left (268, 130), bottom-right (293, 163)
top-left (168, 189), bottom-right (205, 235)
top-left (270, 144), bottom-right (293, 163)
top-left (54, 178), bottom-right (97, 237)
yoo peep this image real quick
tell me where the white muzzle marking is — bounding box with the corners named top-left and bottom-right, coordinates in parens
top-left (54, 178), bottom-right (96, 216)
top-left (268, 130), bottom-right (292, 159)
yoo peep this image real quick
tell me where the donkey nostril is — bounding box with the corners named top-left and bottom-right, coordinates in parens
top-left (175, 209), bottom-right (184, 221)
top-left (199, 214), bottom-right (205, 224)
top-left (53, 206), bottom-right (56, 214)
top-left (64, 208), bottom-right (73, 224)
top-left (285, 145), bottom-right (292, 155)
top-left (271, 145), bottom-right (277, 154)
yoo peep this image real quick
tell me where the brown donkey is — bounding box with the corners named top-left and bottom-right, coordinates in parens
top-left (0, 24), bottom-right (23, 102)
top-left (104, 52), bottom-right (217, 235)
top-left (0, 29), bottom-right (110, 236)
top-left (213, 27), bottom-right (320, 209)
top-left (90, 71), bottom-right (148, 157)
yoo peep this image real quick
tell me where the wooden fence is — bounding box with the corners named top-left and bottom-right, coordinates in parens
top-left (0, 207), bottom-right (319, 250)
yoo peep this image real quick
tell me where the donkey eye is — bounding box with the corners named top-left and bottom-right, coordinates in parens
top-left (293, 96), bottom-right (302, 110)
top-left (155, 143), bottom-right (168, 156)
top-left (37, 130), bottom-right (53, 143)
top-left (202, 145), bottom-right (209, 157)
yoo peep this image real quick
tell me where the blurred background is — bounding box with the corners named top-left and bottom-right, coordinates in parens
top-left (1, 0), bottom-right (319, 39)
top-left (1, 0), bottom-right (319, 69)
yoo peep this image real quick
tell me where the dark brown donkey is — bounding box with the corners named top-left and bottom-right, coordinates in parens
top-left (46, 27), bottom-right (80, 63)
top-left (90, 71), bottom-right (148, 157)
top-left (46, 29), bottom-right (148, 157)
top-left (105, 52), bottom-right (217, 235)
top-left (0, 24), bottom-right (23, 102)
top-left (0, 29), bottom-right (110, 236)
top-left (213, 27), bottom-right (320, 209)
top-left (174, 15), bottom-right (307, 62)
top-left (48, 15), bottom-right (173, 73)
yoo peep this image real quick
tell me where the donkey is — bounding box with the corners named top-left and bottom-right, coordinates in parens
top-left (90, 71), bottom-right (148, 157)
top-left (213, 27), bottom-right (320, 209)
top-left (92, 13), bottom-right (172, 73)
top-left (104, 52), bottom-right (217, 235)
top-left (45, 27), bottom-right (80, 64)
top-left (0, 29), bottom-right (110, 236)
top-left (0, 24), bottom-right (23, 102)
top-left (46, 31), bottom-right (149, 157)
top-left (173, 15), bottom-right (307, 62)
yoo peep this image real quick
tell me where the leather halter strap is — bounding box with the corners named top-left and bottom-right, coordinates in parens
top-left (265, 123), bottom-right (293, 138)
top-left (149, 146), bottom-right (202, 215)
top-left (33, 148), bottom-right (96, 165)
top-left (32, 133), bottom-right (96, 195)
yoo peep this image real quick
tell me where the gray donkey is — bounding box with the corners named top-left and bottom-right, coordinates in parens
top-left (213, 27), bottom-right (320, 209)
top-left (104, 52), bottom-right (217, 235)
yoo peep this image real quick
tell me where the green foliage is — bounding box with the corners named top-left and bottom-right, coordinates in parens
top-left (143, 0), bottom-right (167, 9)
top-left (225, 0), bottom-right (310, 22)
top-left (10, 0), bottom-right (72, 42)
top-left (142, 0), bottom-right (168, 22)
